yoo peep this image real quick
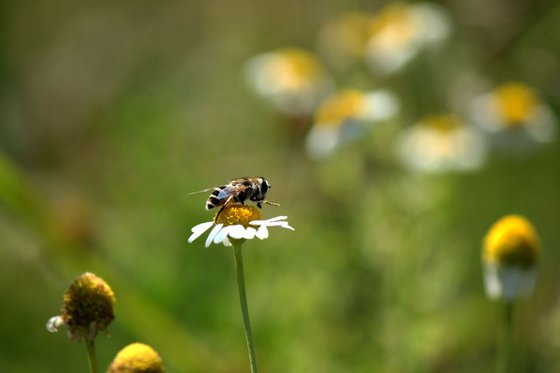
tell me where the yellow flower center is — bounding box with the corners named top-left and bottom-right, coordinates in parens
top-left (315, 89), bottom-right (365, 126)
top-left (422, 114), bottom-right (462, 133)
top-left (369, 3), bottom-right (415, 47)
top-left (483, 214), bottom-right (540, 268)
top-left (493, 83), bottom-right (538, 126)
top-left (274, 48), bottom-right (323, 90)
top-left (328, 12), bottom-right (373, 57)
top-left (214, 204), bottom-right (261, 227)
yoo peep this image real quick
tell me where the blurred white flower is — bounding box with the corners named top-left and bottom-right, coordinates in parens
top-left (188, 204), bottom-right (294, 248)
top-left (398, 114), bottom-right (487, 173)
top-left (469, 82), bottom-right (556, 151)
top-left (366, 2), bottom-right (450, 74)
top-left (245, 48), bottom-right (333, 116)
top-left (305, 89), bottom-right (399, 160)
top-left (482, 215), bottom-right (540, 301)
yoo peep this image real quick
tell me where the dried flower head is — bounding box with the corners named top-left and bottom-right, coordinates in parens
top-left (46, 272), bottom-right (116, 342)
top-left (107, 343), bottom-right (164, 373)
top-left (482, 215), bottom-right (540, 301)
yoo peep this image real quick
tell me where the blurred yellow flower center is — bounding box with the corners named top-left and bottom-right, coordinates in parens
top-left (315, 89), bottom-right (365, 125)
top-left (214, 204), bottom-right (261, 227)
top-left (423, 115), bottom-right (462, 133)
top-left (483, 214), bottom-right (539, 268)
top-left (330, 12), bottom-right (374, 57)
top-left (494, 83), bottom-right (538, 126)
top-left (370, 3), bottom-right (415, 46)
top-left (275, 49), bottom-right (322, 90)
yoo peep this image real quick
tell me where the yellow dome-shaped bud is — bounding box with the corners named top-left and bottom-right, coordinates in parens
top-left (483, 214), bottom-right (540, 268)
top-left (107, 343), bottom-right (164, 373)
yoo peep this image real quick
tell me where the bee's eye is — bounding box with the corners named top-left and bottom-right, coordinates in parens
top-left (261, 181), bottom-right (268, 194)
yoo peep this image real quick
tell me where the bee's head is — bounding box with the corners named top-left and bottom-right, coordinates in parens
top-left (259, 177), bottom-right (270, 195)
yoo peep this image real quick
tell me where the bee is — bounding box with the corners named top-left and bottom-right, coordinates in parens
top-left (190, 177), bottom-right (279, 217)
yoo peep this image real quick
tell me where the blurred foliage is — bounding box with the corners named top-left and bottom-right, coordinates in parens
top-left (1, 0), bottom-right (560, 372)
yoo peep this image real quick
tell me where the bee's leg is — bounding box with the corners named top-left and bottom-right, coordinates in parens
top-left (215, 196), bottom-right (234, 221)
top-left (215, 205), bottom-right (226, 221)
top-left (257, 202), bottom-right (262, 209)
top-left (264, 200), bottom-right (280, 207)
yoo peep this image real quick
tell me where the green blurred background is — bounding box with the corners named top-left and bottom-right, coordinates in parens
top-left (1, 0), bottom-right (560, 372)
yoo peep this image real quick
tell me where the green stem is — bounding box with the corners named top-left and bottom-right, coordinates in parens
top-left (85, 339), bottom-right (98, 373)
top-left (500, 301), bottom-right (514, 373)
top-left (232, 241), bottom-right (258, 373)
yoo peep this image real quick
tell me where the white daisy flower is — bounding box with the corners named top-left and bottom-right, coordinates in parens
top-left (305, 88), bottom-right (399, 160)
top-left (245, 48), bottom-right (333, 117)
top-left (397, 114), bottom-right (488, 173)
top-left (188, 204), bottom-right (294, 248)
top-left (365, 2), bottom-right (450, 75)
top-left (469, 82), bottom-right (557, 152)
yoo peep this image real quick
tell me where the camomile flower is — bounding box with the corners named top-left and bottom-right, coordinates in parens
top-left (317, 11), bottom-right (374, 70)
top-left (469, 82), bottom-right (556, 152)
top-left (188, 203), bottom-right (294, 248)
top-left (305, 88), bottom-right (399, 160)
top-left (397, 114), bottom-right (488, 173)
top-left (365, 2), bottom-right (450, 74)
top-left (482, 214), bottom-right (540, 301)
top-left (245, 48), bottom-right (333, 117)
top-left (188, 202), bottom-right (293, 372)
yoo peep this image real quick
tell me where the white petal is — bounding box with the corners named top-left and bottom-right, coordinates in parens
top-left (250, 216), bottom-right (288, 225)
top-left (188, 222), bottom-right (214, 243)
top-left (214, 226), bottom-right (232, 244)
top-left (258, 221), bottom-right (289, 227)
top-left (305, 126), bottom-right (341, 160)
top-left (228, 225), bottom-right (247, 240)
top-left (243, 227), bottom-right (257, 239)
top-left (279, 223), bottom-right (295, 231)
top-left (222, 237), bottom-right (232, 247)
top-left (205, 224), bottom-right (223, 247)
top-left (46, 316), bottom-right (64, 333)
top-left (256, 225), bottom-right (269, 239)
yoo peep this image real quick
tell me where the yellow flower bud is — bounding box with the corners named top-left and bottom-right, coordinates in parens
top-left (107, 343), bottom-right (164, 373)
top-left (482, 215), bottom-right (540, 300)
top-left (483, 214), bottom-right (539, 268)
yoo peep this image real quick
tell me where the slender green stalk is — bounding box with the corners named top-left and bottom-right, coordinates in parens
top-left (499, 300), bottom-right (514, 373)
top-left (232, 241), bottom-right (258, 373)
top-left (85, 339), bottom-right (99, 373)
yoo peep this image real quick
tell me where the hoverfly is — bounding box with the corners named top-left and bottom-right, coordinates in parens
top-left (190, 177), bottom-right (279, 217)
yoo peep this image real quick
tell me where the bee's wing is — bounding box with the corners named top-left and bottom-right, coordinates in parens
top-left (188, 187), bottom-right (219, 196)
top-left (216, 184), bottom-right (246, 199)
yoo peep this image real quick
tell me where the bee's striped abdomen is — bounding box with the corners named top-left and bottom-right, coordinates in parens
top-left (206, 186), bottom-right (226, 210)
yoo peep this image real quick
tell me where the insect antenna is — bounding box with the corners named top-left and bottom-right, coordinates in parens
top-left (188, 187), bottom-right (217, 196)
